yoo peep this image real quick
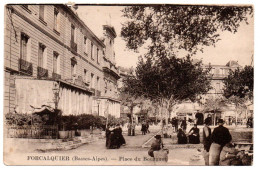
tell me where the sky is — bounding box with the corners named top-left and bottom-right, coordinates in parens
top-left (76, 5), bottom-right (254, 68)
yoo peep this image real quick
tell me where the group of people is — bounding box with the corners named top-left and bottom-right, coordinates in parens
top-left (175, 116), bottom-right (238, 166)
top-left (176, 124), bottom-right (200, 144)
top-left (171, 117), bottom-right (187, 132)
top-left (127, 121), bottom-right (136, 136)
top-left (105, 124), bottom-right (126, 149)
top-left (202, 118), bottom-right (233, 165)
top-left (141, 121), bottom-right (150, 135)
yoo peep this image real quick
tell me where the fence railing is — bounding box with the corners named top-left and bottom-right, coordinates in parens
top-left (37, 66), bottom-right (48, 78)
top-left (6, 125), bottom-right (58, 139)
top-left (19, 58), bottom-right (33, 75)
top-left (52, 72), bottom-right (61, 80)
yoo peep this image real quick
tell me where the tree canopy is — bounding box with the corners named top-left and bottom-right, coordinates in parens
top-left (223, 65), bottom-right (253, 102)
top-left (121, 55), bottom-right (212, 121)
top-left (121, 5), bottom-right (253, 57)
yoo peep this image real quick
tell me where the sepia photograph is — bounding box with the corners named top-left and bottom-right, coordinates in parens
top-left (2, 1), bottom-right (254, 166)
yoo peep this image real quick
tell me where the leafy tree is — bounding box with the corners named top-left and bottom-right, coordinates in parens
top-left (202, 96), bottom-right (228, 125)
top-left (121, 5), bottom-right (253, 57)
top-left (223, 66), bottom-right (253, 101)
top-left (222, 66), bottom-right (253, 125)
top-left (122, 55), bottom-right (212, 125)
top-left (119, 89), bottom-right (143, 124)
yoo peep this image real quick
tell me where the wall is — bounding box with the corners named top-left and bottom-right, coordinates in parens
top-left (58, 84), bottom-right (92, 115)
top-left (15, 78), bottom-right (54, 113)
top-left (4, 5), bottom-right (122, 118)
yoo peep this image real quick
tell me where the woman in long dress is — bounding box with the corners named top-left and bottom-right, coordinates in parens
top-left (188, 124), bottom-right (200, 144)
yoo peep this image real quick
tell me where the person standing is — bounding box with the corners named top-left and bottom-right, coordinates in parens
top-left (202, 117), bottom-right (212, 165)
top-left (141, 121), bottom-right (147, 135)
top-left (175, 117), bottom-right (179, 132)
top-left (181, 117), bottom-right (187, 132)
top-left (209, 119), bottom-right (232, 165)
top-left (132, 121), bottom-right (136, 136)
top-left (171, 117), bottom-right (175, 131)
top-left (105, 125), bottom-right (111, 148)
top-left (228, 117), bottom-right (232, 126)
top-left (146, 121), bottom-right (150, 133)
top-left (127, 121), bottom-right (131, 136)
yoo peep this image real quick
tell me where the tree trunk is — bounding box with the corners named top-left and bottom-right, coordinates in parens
top-left (130, 105), bottom-right (134, 125)
top-left (235, 107), bottom-right (238, 126)
top-left (245, 108), bottom-right (248, 122)
top-left (213, 110), bottom-right (216, 126)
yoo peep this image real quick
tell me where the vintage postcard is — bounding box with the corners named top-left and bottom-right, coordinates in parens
top-left (3, 3), bottom-right (254, 165)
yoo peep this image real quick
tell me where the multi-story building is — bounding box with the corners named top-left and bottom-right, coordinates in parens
top-left (4, 5), bottom-right (120, 117)
top-left (172, 60), bottom-right (242, 124)
top-left (203, 61), bottom-right (242, 99)
top-left (98, 25), bottom-right (121, 118)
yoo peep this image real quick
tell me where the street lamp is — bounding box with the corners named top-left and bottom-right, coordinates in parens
top-left (105, 100), bottom-right (109, 128)
top-left (97, 99), bottom-right (101, 116)
top-left (52, 82), bottom-right (60, 109)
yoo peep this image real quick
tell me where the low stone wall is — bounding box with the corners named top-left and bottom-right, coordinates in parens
top-left (4, 129), bottom-right (106, 153)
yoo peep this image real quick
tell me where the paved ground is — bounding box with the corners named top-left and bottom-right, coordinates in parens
top-left (4, 124), bottom-right (253, 165)
top-left (52, 125), bottom-right (205, 165)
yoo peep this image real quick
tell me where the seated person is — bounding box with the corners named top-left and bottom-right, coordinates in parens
top-left (148, 135), bottom-right (163, 157)
top-left (107, 125), bottom-right (118, 149)
top-left (113, 124), bottom-right (126, 148)
top-left (219, 143), bottom-right (241, 166)
top-left (177, 128), bottom-right (187, 144)
top-left (188, 124), bottom-right (200, 144)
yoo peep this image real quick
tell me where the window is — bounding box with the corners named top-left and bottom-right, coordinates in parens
top-left (53, 52), bottom-right (59, 73)
top-left (91, 43), bottom-right (94, 60)
top-left (38, 43), bottom-right (46, 68)
top-left (84, 36), bottom-right (88, 54)
top-left (97, 76), bottom-right (100, 90)
top-left (84, 69), bottom-right (88, 82)
top-left (113, 52), bottom-right (115, 60)
top-left (71, 25), bottom-right (75, 42)
top-left (91, 73), bottom-right (94, 88)
top-left (105, 82), bottom-right (107, 94)
top-left (54, 8), bottom-right (60, 32)
top-left (71, 60), bottom-right (76, 78)
top-left (39, 5), bottom-right (44, 21)
top-left (84, 36), bottom-right (87, 44)
top-left (21, 5), bottom-right (31, 13)
top-left (20, 33), bottom-right (29, 60)
top-left (215, 68), bottom-right (220, 75)
top-left (97, 48), bottom-right (99, 64)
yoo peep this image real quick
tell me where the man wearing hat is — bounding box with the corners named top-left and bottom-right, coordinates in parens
top-left (202, 117), bottom-right (212, 165)
top-left (148, 135), bottom-right (163, 157)
top-left (209, 119), bottom-right (232, 165)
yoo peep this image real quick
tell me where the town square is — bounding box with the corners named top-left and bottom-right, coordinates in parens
top-left (3, 3), bottom-right (254, 166)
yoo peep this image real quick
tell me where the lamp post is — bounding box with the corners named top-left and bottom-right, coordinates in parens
top-left (52, 82), bottom-right (60, 109)
top-left (97, 99), bottom-right (101, 116)
top-left (105, 100), bottom-right (109, 128)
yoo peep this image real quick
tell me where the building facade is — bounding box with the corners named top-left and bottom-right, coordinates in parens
top-left (203, 61), bottom-right (242, 100)
top-left (171, 61), bottom-right (243, 124)
top-left (4, 5), bottom-right (120, 117)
